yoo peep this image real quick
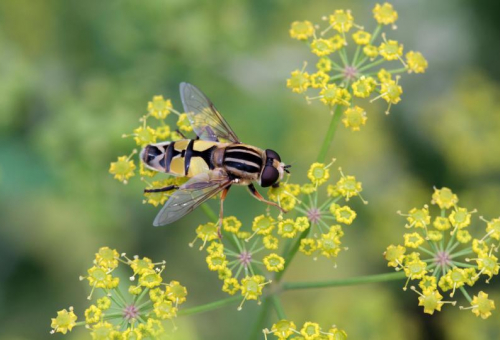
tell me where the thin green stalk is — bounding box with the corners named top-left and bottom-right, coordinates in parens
top-left (248, 298), bottom-right (271, 340)
top-left (178, 296), bottom-right (241, 316)
top-left (459, 286), bottom-right (472, 303)
top-left (283, 271), bottom-right (406, 290)
top-left (270, 295), bottom-right (287, 319)
top-left (201, 204), bottom-right (218, 222)
top-left (274, 229), bottom-right (309, 282)
top-left (316, 105), bottom-right (343, 163)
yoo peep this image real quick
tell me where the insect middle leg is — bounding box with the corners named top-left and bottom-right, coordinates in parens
top-left (218, 185), bottom-right (232, 239)
top-left (247, 183), bottom-right (287, 214)
top-left (144, 185), bottom-right (178, 193)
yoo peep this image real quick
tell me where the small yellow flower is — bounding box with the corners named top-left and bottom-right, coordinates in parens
top-left (263, 253), bottom-right (285, 272)
top-left (352, 77), bottom-right (376, 98)
top-left (301, 183), bottom-right (317, 194)
top-left (328, 327), bottom-right (348, 340)
top-left (379, 40), bottom-right (403, 61)
top-left (336, 174), bottom-right (362, 200)
top-left (129, 257), bottom-right (155, 276)
top-left (109, 156), bottom-right (136, 183)
top-left (90, 321), bottom-right (115, 339)
top-left (123, 328), bottom-right (141, 340)
top-left (310, 71), bottom-right (330, 89)
top-left (295, 216), bottom-right (310, 232)
top-left (319, 84), bottom-right (338, 106)
top-left (342, 106), bottom-right (367, 132)
top-left (177, 113), bottom-right (193, 132)
top-left (476, 253), bottom-right (499, 278)
top-left (384, 245), bottom-right (406, 267)
top-left (263, 235), bottom-right (279, 250)
top-left (486, 218), bottom-right (500, 240)
top-left (433, 216), bottom-right (451, 231)
top-left (51, 307), bottom-right (78, 334)
top-left (300, 238), bottom-right (317, 255)
top-left (431, 187), bottom-right (458, 209)
top-left (97, 296), bottom-right (111, 310)
top-left (352, 30), bottom-right (372, 45)
top-left (195, 222), bottom-right (219, 244)
top-left (139, 269), bottom-right (163, 288)
top-left (311, 38), bottom-right (334, 57)
top-left (456, 230), bottom-right (471, 243)
top-left (148, 95), bottom-right (173, 119)
top-left (252, 215), bottom-right (275, 235)
top-left (406, 207), bottom-right (431, 229)
top-left (268, 319), bottom-right (297, 339)
top-left (470, 291), bottom-right (495, 319)
top-left (301, 321), bottom-right (321, 340)
top-left (316, 57), bottom-right (332, 72)
top-left (417, 289), bottom-right (444, 315)
top-left (289, 21), bottom-right (315, 40)
top-left (278, 219), bottom-right (298, 238)
top-left (330, 34), bottom-right (346, 50)
top-left (380, 80), bottom-right (403, 104)
top-left (287, 70), bottom-right (310, 94)
top-left (240, 275), bottom-right (266, 300)
top-left (404, 232), bottom-right (424, 248)
top-left (155, 125), bottom-right (171, 139)
top-left (222, 278), bottom-right (240, 295)
top-left (328, 9), bottom-right (354, 33)
top-left (307, 162), bottom-right (330, 186)
top-left (206, 252), bottom-right (228, 271)
top-left (317, 231), bottom-right (342, 258)
top-left (223, 216), bottom-right (242, 234)
top-left (404, 256), bottom-right (427, 280)
top-left (427, 230), bottom-right (443, 242)
top-left (373, 3), bottom-right (398, 25)
top-left (406, 51), bottom-right (428, 73)
top-left (166, 281), bottom-right (188, 305)
top-left (335, 206), bottom-right (357, 225)
top-left (449, 207), bottom-right (472, 229)
top-left (377, 68), bottom-right (392, 83)
top-left (86, 266), bottom-right (118, 289)
top-left (95, 247), bottom-right (119, 270)
top-left (133, 126), bottom-right (157, 147)
top-left (363, 44), bottom-right (379, 58)
top-left (85, 305), bottom-right (102, 324)
top-left (419, 275), bottom-right (437, 292)
top-left (154, 299), bottom-right (177, 319)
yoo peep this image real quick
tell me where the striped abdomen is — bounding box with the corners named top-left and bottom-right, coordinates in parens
top-left (141, 140), bottom-right (219, 177)
top-left (223, 145), bottom-right (263, 178)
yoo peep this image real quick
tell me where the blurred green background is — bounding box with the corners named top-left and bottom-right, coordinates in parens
top-left (1, 0), bottom-right (500, 339)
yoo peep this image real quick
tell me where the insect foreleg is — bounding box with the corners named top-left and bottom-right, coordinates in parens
top-left (247, 183), bottom-right (287, 214)
top-left (144, 185), bottom-right (179, 193)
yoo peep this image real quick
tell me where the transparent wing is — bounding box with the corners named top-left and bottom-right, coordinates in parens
top-left (180, 82), bottom-right (240, 143)
top-left (153, 172), bottom-right (232, 226)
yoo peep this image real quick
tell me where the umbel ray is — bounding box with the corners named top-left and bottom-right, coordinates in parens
top-left (140, 83), bottom-right (291, 233)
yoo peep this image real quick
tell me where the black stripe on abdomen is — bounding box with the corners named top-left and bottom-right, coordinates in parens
top-left (225, 161), bottom-right (261, 173)
top-left (184, 140), bottom-right (195, 175)
top-left (224, 151), bottom-right (262, 166)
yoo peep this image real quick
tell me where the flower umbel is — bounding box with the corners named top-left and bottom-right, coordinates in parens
top-left (288, 2), bottom-right (427, 130)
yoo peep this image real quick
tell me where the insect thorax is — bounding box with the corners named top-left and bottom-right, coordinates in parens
top-left (223, 144), bottom-right (264, 180)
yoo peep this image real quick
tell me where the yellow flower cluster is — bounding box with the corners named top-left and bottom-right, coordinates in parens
top-left (109, 95), bottom-right (191, 206)
top-left (287, 2), bottom-right (427, 131)
top-left (384, 188), bottom-right (498, 318)
top-left (193, 216), bottom-right (279, 309)
top-left (50, 247), bottom-right (187, 337)
top-left (263, 319), bottom-right (347, 340)
top-left (266, 162), bottom-right (364, 262)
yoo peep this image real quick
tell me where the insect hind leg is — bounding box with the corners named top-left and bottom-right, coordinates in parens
top-left (144, 185), bottom-right (178, 193)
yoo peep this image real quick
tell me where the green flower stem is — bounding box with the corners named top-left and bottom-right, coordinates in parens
top-left (178, 295), bottom-right (241, 316)
top-left (270, 295), bottom-right (287, 319)
top-left (316, 105), bottom-right (343, 163)
top-left (282, 271), bottom-right (406, 290)
top-left (358, 58), bottom-right (385, 72)
top-left (248, 298), bottom-right (271, 340)
top-left (201, 204), bottom-right (218, 222)
top-left (459, 286), bottom-right (473, 303)
top-left (275, 229), bottom-right (310, 282)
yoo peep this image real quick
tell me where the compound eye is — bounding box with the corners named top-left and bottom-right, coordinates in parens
top-left (265, 149), bottom-right (281, 162)
top-left (261, 165), bottom-right (279, 187)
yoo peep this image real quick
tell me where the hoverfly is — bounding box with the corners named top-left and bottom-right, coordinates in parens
top-left (140, 83), bottom-right (290, 230)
